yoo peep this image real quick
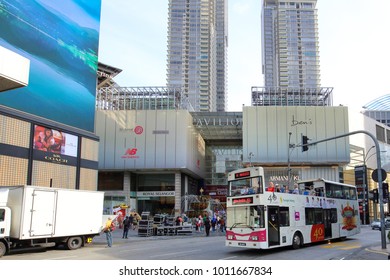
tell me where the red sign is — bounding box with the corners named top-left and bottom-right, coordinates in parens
top-left (235, 171), bottom-right (250, 179)
top-left (232, 197), bottom-right (253, 205)
top-left (121, 148), bottom-right (140, 159)
top-left (134, 126), bottom-right (144, 135)
top-left (310, 224), bottom-right (325, 242)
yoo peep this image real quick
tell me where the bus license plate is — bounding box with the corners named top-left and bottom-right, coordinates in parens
top-left (238, 242), bottom-right (246, 246)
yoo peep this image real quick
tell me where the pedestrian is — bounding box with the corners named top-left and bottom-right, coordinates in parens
top-left (204, 215), bottom-right (211, 236)
top-left (132, 213), bottom-right (139, 230)
top-left (103, 217), bottom-right (113, 247)
top-left (211, 216), bottom-right (217, 232)
top-left (218, 216), bottom-right (225, 232)
top-left (122, 216), bottom-right (130, 238)
top-left (128, 214), bottom-right (134, 229)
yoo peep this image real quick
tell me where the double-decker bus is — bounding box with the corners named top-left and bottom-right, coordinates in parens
top-left (225, 167), bottom-right (360, 250)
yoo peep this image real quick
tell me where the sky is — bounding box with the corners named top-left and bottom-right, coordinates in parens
top-left (98, 0), bottom-right (390, 112)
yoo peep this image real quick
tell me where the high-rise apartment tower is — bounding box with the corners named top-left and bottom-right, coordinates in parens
top-left (166, 0), bottom-right (228, 112)
top-left (262, 0), bottom-right (320, 88)
top-left (253, 0), bottom-right (332, 106)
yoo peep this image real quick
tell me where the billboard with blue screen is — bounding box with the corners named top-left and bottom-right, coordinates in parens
top-left (0, 0), bottom-right (101, 132)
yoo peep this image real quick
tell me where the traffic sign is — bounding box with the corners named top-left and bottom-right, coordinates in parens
top-left (372, 168), bottom-right (387, 182)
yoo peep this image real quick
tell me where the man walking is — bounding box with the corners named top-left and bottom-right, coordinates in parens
top-left (122, 216), bottom-right (131, 238)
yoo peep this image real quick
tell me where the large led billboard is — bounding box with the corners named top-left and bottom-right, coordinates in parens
top-left (33, 125), bottom-right (78, 157)
top-left (0, 0), bottom-right (101, 132)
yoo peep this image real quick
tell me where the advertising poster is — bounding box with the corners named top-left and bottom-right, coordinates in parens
top-left (33, 125), bottom-right (78, 157)
top-left (0, 0), bottom-right (101, 132)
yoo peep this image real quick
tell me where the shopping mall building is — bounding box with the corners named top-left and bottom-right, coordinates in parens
top-left (95, 80), bottom-right (390, 222)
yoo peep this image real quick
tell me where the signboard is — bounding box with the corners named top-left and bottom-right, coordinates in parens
top-left (137, 191), bottom-right (175, 197)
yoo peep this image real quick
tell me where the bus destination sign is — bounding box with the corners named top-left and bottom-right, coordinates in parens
top-left (232, 197), bottom-right (253, 205)
top-left (234, 171), bottom-right (250, 179)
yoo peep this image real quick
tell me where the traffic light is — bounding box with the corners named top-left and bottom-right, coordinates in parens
top-left (383, 183), bottom-right (389, 200)
top-left (302, 135), bottom-right (309, 152)
top-left (373, 188), bottom-right (379, 203)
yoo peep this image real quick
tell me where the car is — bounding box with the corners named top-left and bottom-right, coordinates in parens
top-left (371, 218), bottom-right (390, 230)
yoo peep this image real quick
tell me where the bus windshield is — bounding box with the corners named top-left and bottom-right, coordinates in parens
top-left (226, 205), bottom-right (265, 229)
top-left (229, 176), bottom-right (263, 196)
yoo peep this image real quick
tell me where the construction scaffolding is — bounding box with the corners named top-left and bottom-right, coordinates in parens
top-left (96, 86), bottom-right (192, 111)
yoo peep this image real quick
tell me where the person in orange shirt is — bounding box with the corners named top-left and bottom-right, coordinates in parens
top-left (267, 182), bottom-right (275, 192)
top-left (103, 217), bottom-right (113, 247)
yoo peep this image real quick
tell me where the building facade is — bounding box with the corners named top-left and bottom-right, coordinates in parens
top-left (166, 0), bottom-right (228, 112)
top-left (362, 94), bottom-right (390, 127)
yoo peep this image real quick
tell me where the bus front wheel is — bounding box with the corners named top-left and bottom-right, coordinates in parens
top-left (292, 233), bottom-right (302, 249)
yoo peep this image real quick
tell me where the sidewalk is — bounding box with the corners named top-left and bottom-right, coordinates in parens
top-left (363, 226), bottom-right (390, 258)
top-left (93, 227), bottom-right (225, 246)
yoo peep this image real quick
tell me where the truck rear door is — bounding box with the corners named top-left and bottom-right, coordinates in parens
top-left (30, 190), bottom-right (57, 237)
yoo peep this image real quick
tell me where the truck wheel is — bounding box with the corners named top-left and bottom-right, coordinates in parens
top-left (0, 242), bottom-right (6, 257)
top-left (66, 237), bottom-right (83, 250)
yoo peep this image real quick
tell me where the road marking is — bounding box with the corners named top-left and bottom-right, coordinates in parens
top-left (219, 256), bottom-right (237, 260)
top-left (320, 242), bottom-right (361, 250)
top-left (365, 248), bottom-right (390, 256)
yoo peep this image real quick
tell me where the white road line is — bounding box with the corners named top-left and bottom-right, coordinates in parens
top-left (218, 256), bottom-right (237, 260)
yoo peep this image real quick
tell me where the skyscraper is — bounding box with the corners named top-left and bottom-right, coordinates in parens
top-left (253, 0), bottom-right (332, 106)
top-left (166, 0), bottom-right (228, 112)
top-left (262, 0), bottom-right (320, 89)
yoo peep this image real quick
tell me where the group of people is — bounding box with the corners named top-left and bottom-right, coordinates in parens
top-left (121, 214), bottom-right (138, 239)
top-left (194, 214), bottom-right (225, 236)
top-left (266, 182), bottom-right (302, 194)
top-left (103, 213), bottom-right (140, 247)
top-left (103, 212), bottom-right (226, 247)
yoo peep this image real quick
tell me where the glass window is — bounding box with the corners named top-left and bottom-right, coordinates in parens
top-left (305, 208), bottom-right (324, 225)
top-left (98, 172), bottom-right (124, 191)
top-left (376, 125), bottom-right (385, 142)
top-left (330, 208), bottom-right (338, 223)
top-left (279, 207), bottom-right (290, 227)
top-left (137, 174), bottom-right (175, 192)
top-left (229, 176), bottom-right (263, 196)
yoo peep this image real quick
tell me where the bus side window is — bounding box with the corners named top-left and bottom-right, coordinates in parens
top-left (330, 209), bottom-right (337, 223)
top-left (350, 188), bottom-right (357, 199)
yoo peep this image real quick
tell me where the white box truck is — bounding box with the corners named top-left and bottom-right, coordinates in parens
top-left (0, 185), bottom-right (105, 257)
